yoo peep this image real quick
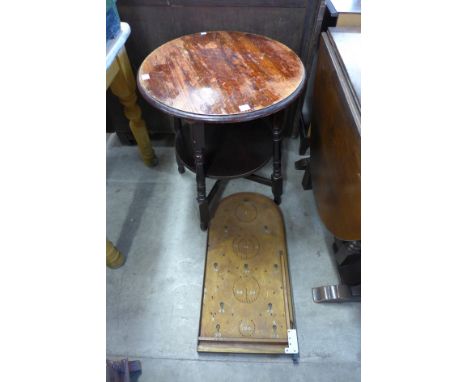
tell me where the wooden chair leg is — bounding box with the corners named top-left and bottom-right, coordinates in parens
top-left (106, 239), bottom-right (125, 269)
top-left (110, 47), bottom-right (157, 167)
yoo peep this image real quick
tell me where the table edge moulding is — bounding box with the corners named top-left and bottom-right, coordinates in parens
top-left (136, 31), bottom-right (306, 123)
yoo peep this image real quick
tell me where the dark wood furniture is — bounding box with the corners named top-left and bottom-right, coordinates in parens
top-left (137, 31), bottom-right (306, 230)
top-left (107, 0), bottom-right (325, 141)
top-left (311, 27), bottom-right (360, 240)
top-left (304, 27), bottom-right (361, 302)
top-left (299, 0), bottom-right (360, 154)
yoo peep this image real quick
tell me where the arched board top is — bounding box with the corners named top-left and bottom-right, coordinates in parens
top-left (137, 31), bottom-right (306, 123)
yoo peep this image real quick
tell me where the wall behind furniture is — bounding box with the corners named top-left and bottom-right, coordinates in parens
top-left (107, 0), bottom-right (322, 142)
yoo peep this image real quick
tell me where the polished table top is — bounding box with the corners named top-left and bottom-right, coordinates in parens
top-left (137, 31), bottom-right (305, 123)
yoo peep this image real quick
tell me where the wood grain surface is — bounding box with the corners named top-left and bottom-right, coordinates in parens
top-left (310, 31), bottom-right (360, 241)
top-left (138, 31), bottom-right (305, 122)
top-left (198, 193), bottom-right (294, 353)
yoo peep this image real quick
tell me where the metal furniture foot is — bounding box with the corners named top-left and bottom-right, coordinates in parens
top-left (312, 284), bottom-right (360, 303)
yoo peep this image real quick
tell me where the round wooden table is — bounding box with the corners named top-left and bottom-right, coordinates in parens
top-left (137, 31), bottom-right (305, 230)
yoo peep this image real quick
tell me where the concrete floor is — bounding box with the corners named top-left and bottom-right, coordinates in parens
top-left (106, 134), bottom-right (360, 382)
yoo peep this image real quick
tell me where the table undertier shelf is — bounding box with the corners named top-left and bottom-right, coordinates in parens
top-left (175, 119), bottom-right (272, 179)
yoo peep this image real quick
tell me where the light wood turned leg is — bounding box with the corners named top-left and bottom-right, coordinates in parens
top-left (106, 239), bottom-right (125, 269)
top-left (110, 47), bottom-right (157, 167)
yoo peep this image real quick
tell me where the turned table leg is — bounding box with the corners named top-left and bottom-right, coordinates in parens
top-left (110, 47), bottom-right (157, 167)
top-left (174, 118), bottom-right (185, 174)
top-left (106, 239), bottom-right (125, 269)
top-left (271, 111), bottom-right (284, 204)
top-left (190, 122), bottom-right (209, 231)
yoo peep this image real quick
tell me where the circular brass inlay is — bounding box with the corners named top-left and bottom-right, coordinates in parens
top-left (232, 234), bottom-right (260, 259)
top-left (233, 276), bottom-right (260, 303)
top-left (239, 319), bottom-right (256, 337)
top-left (235, 201), bottom-right (257, 222)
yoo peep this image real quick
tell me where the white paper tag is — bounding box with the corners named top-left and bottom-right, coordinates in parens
top-left (239, 104), bottom-right (251, 112)
top-left (200, 32), bottom-right (207, 36)
top-left (141, 73), bottom-right (150, 80)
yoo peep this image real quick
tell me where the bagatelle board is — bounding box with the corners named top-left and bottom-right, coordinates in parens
top-left (197, 192), bottom-right (296, 354)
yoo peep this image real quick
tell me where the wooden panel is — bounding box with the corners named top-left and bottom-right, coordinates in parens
top-left (138, 31), bottom-right (305, 122)
top-left (198, 193), bottom-right (294, 353)
top-left (310, 32), bottom-right (360, 240)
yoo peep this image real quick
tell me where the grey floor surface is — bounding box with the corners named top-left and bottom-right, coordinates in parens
top-left (106, 134), bottom-right (360, 382)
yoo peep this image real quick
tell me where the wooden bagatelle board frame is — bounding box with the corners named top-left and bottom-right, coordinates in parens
top-left (197, 193), bottom-right (295, 354)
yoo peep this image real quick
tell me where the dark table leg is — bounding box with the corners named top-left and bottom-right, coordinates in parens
top-left (298, 112), bottom-right (309, 156)
top-left (106, 358), bottom-right (142, 382)
top-left (312, 239), bottom-right (361, 303)
top-left (294, 157), bottom-right (313, 190)
top-left (190, 122), bottom-right (209, 231)
top-left (271, 111), bottom-right (284, 204)
top-left (174, 118), bottom-right (185, 174)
